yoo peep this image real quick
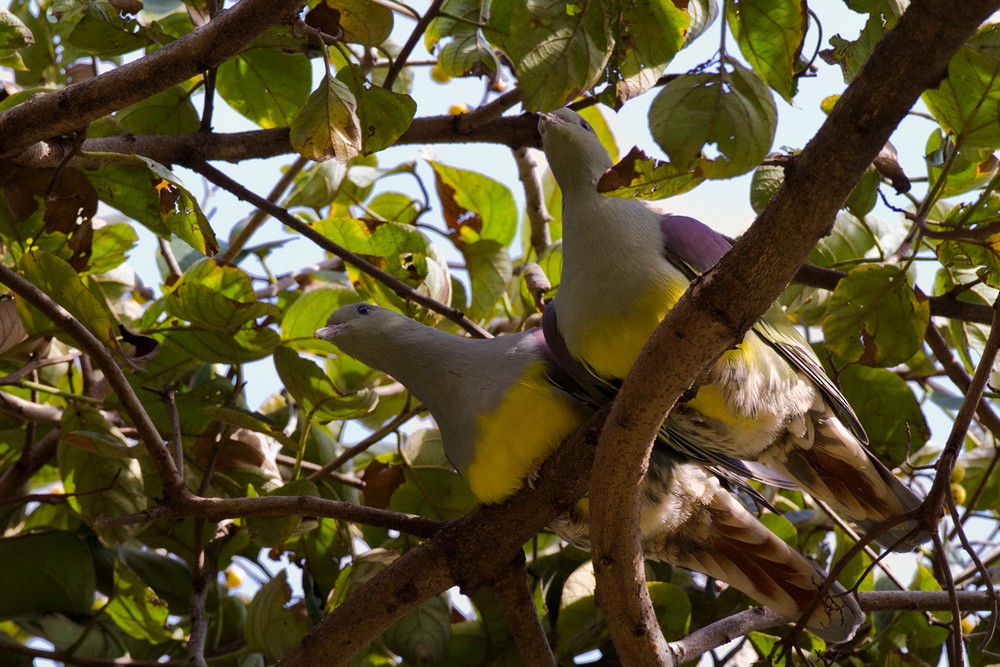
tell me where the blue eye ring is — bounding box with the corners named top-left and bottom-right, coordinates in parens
top-left (357, 305), bottom-right (372, 315)
top-left (579, 119), bottom-right (593, 132)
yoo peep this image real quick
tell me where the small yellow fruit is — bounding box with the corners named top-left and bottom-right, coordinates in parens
top-left (961, 616), bottom-right (977, 634)
top-left (951, 483), bottom-right (967, 506)
top-left (225, 568), bottom-right (243, 589)
top-left (951, 464), bottom-right (966, 483)
top-left (449, 103), bottom-right (468, 115)
top-left (430, 64), bottom-right (451, 84)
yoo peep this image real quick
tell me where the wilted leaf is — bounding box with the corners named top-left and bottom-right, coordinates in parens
top-left (335, 64), bottom-right (416, 154)
top-left (598, 146), bottom-right (704, 200)
top-left (289, 72), bottom-right (362, 163)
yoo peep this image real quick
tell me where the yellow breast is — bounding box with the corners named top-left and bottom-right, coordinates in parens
top-left (465, 363), bottom-right (591, 504)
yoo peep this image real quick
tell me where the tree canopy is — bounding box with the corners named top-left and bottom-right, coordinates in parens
top-left (0, 0), bottom-right (1000, 665)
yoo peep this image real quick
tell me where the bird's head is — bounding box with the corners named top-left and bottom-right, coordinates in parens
top-left (316, 302), bottom-right (390, 344)
top-left (537, 108), bottom-right (614, 190)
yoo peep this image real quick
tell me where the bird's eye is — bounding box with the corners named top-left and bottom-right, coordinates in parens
top-left (579, 119), bottom-right (593, 132)
top-left (357, 305), bottom-right (372, 315)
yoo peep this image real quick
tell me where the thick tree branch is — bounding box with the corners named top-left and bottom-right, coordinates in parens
top-left (278, 407), bottom-right (611, 667)
top-left (0, 0), bottom-right (304, 157)
top-left (587, 2), bottom-right (1000, 665)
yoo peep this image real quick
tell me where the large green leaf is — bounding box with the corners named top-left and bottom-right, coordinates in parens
top-left (216, 49), bottom-right (312, 129)
top-left (426, 0), bottom-right (498, 77)
top-left (335, 65), bottom-right (416, 154)
top-left (429, 160), bottom-right (518, 246)
top-left (163, 258), bottom-right (280, 332)
top-left (105, 560), bottom-right (172, 644)
top-left (924, 46), bottom-right (1000, 158)
top-left (382, 595), bottom-right (452, 663)
top-left (604, 0), bottom-right (688, 104)
top-left (462, 239), bottom-right (512, 320)
top-left (116, 85), bottom-right (200, 136)
top-left (727, 0), bottom-right (807, 102)
top-left (83, 155), bottom-right (218, 255)
top-left (648, 58), bottom-right (777, 178)
top-left (58, 438), bottom-right (146, 542)
top-left (488, 0), bottom-right (612, 111)
top-left (273, 345), bottom-right (377, 423)
top-left (67, 4), bottom-right (149, 56)
top-left (0, 9), bottom-right (33, 58)
top-left (0, 531), bottom-right (95, 615)
top-left (320, 0), bottom-right (392, 45)
top-left (289, 72), bottom-right (362, 163)
top-left (280, 284), bottom-right (358, 352)
top-left (166, 326), bottom-right (280, 364)
top-left (17, 250), bottom-right (119, 348)
top-left (821, 264), bottom-right (929, 367)
top-left (246, 570), bottom-right (310, 661)
top-left (389, 429), bottom-right (477, 520)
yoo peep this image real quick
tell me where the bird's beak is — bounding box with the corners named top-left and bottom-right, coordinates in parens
top-left (315, 324), bottom-right (344, 340)
top-left (537, 111), bottom-right (563, 131)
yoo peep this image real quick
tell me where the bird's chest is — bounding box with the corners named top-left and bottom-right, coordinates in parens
top-left (559, 277), bottom-right (684, 380)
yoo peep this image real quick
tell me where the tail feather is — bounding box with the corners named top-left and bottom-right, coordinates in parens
top-left (643, 459), bottom-right (864, 643)
top-left (759, 399), bottom-right (928, 551)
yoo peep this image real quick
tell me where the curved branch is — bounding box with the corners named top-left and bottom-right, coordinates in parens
top-left (587, 2), bottom-right (1000, 665)
top-left (0, 428), bottom-right (61, 502)
top-left (0, 0), bottom-right (304, 158)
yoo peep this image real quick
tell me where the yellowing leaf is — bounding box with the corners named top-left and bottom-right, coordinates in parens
top-left (290, 73), bottom-right (362, 163)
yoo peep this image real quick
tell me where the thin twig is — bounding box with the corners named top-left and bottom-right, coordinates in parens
top-left (514, 146), bottom-right (552, 258)
top-left (305, 403), bottom-right (421, 483)
top-left (382, 0), bottom-right (446, 91)
top-left (188, 157), bottom-right (491, 337)
top-left (189, 521), bottom-right (236, 667)
top-left (217, 155), bottom-right (309, 264)
top-left (814, 498), bottom-right (907, 590)
top-left (0, 428), bottom-right (61, 501)
top-left (275, 454), bottom-right (365, 488)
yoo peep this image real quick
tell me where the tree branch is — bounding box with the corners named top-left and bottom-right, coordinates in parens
top-left (587, 2), bottom-right (1000, 665)
top-left (188, 156), bottom-right (491, 338)
top-left (514, 146), bottom-right (552, 258)
top-left (0, 0), bottom-right (304, 157)
top-left (491, 557), bottom-right (558, 667)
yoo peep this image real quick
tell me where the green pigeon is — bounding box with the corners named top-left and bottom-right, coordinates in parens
top-left (316, 303), bottom-right (864, 642)
top-left (539, 107), bottom-right (927, 551)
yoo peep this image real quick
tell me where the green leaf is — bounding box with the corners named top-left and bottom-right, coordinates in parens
top-left (822, 9), bottom-right (890, 83)
top-left (0, 531), bottom-right (95, 615)
top-left (86, 223), bottom-right (139, 275)
top-left (838, 365), bottom-right (929, 469)
top-left (61, 405), bottom-right (139, 460)
top-left (821, 264), bottom-right (930, 367)
top-left (116, 85), bottom-right (200, 135)
top-left (831, 527), bottom-right (874, 592)
top-left (555, 561), bottom-right (606, 659)
top-left (462, 239), bottom-right (512, 320)
top-left (648, 581), bottom-right (691, 641)
top-left (489, 0), bottom-right (612, 111)
top-left (335, 64), bottom-right (417, 154)
top-left (246, 570), bottom-right (310, 661)
top-left (382, 595), bottom-right (452, 663)
top-left (313, 217), bottom-right (452, 311)
top-left (429, 160), bottom-right (518, 245)
top-left (923, 46), bottom-right (1000, 157)
top-left (597, 146), bottom-right (704, 200)
top-left (727, 0), bottom-right (806, 102)
top-left (273, 345), bottom-right (377, 423)
top-left (105, 560), bottom-right (172, 644)
top-left (83, 155), bottom-right (219, 255)
top-left (119, 546), bottom-right (195, 615)
top-left (281, 285), bottom-right (358, 352)
top-left (389, 429), bottom-right (477, 520)
top-left (649, 57), bottom-right (777, 178)
top-left (925, 129), bottom-right (999, 198)
top-left (163, 258), bottom-right (281, 332)
top-left (17, 250), bottom-right (119, 348)
top-left (68, 5), bottom-right (149, 56)
top-left (758, 512), bottom-right (798, 548)
top-left (605, 0), bottom-right (688, 104)
top-left (322, 0), bottom-right (393, 45)
top-left (0, 10), bottom-right (33, 55)
top-left (427, 0), bottom-right (499, 77)
top-left (289, 72), bottom-right (362, 163)
top-left (59, 436), bottom-right (146, 542)
top-left (167, 326), bottom-right (280, 364)
top-left (216, 49), bottom-right (312, 129)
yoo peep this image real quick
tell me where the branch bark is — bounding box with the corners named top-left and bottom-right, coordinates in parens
top-left (587, 2), bottom-right (1000, 665)
top-left (0, 0), bottom-right (304, 157)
